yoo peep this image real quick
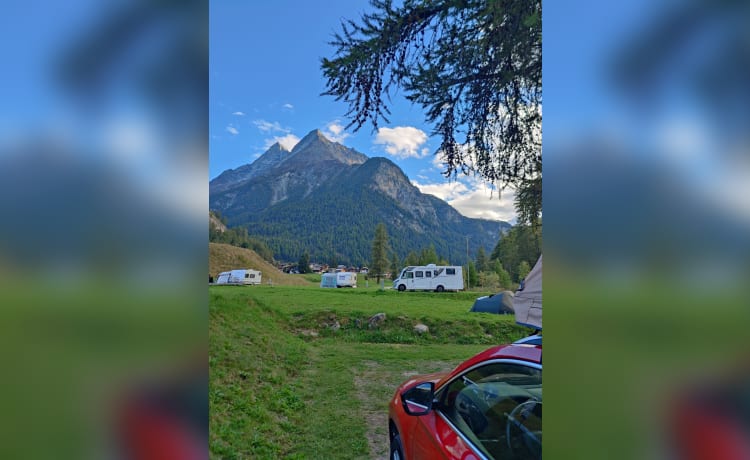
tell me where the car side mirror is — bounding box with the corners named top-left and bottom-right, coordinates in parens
top-left (401, 382), bottom-right (435, 416)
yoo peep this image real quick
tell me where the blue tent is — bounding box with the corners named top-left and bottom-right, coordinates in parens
top-left (470, 291), bottom-right (515, 314)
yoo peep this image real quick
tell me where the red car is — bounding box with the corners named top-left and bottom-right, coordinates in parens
top-left (388, 344), bottom-right (542, 460)
top-left (668, 367), bottom-right (750, 460)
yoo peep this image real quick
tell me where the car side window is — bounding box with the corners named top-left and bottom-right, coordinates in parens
top-left (437, 362), bottom-right (542, 460)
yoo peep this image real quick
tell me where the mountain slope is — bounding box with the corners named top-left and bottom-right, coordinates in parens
top-left (209, 243), bottom-right (311, 286)
top-left (210, 129), bottom-right (511, 265)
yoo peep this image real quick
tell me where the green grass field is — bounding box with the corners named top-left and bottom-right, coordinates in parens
top-left (209, 284), bottom-right (532, 459)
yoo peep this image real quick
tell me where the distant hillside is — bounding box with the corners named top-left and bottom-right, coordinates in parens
top-left (209, 243), bottom-right (311, 286)
top-left (209, 211), bottom-right (227, 232)
top-left (210, 129), bottom-right (511, 265)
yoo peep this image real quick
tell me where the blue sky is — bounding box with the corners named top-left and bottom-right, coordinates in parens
top-left (209, 0), bottom-right (517, 223)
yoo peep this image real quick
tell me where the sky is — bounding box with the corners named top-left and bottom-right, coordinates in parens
top-left (209, 0), bottom-right (517, 223)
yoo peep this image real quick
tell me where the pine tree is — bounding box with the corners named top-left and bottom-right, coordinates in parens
top-left (298, 251), bottom-right (311, 274)
top-left (419, 244), bottom-right (438, 265)
top-left (476, 246), bottom-right (489, 272)
top-left (322, 0), bottom-right (541, 188)
top-left (390, 252), bottom-right (401, 278)
top-left (405, 250), bottom-right (420, 266)
top-left (517, 260), bottom-right (531, 282)
top-left (467, 261), bottom-right (478, 288)
top-left (494, 259), bottom-right (512, 290)
top-left (370, 223), bottom-right (391, 283)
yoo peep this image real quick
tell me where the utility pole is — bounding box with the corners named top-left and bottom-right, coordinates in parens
top-left (465, 235), bottom-right (471, 288)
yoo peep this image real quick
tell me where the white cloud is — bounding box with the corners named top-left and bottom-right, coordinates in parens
top-left (253, 119), bottom-right (290, 133)
top-left (104, 117), bottom-right (155, 163)
top-left (232, 111), bottom-right (245, 116)
top-left (431, 154), bottom-right (446, 170)
top-left (226, 125), bottom-right (239, 135)
top-left (263, 133), bottom-right (300, 151)
top-left (412, 178), bottom-right (517, 223)
top-left (282, 103), bottom-right (294, 110)
top-left (323, 120), bottom-right (350, 143)
top-left (657, 116), bottom-right (708, 162)
top-left (374, 126), bottom-right (429, 159)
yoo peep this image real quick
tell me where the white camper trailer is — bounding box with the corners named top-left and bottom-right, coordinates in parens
top-left (336, 271), bottom-right (357, 288)
top-left (392, 264), bottom-right (464, 292)
top-left (320, 271), bottom-right (357, 288)
top-left (215, 269), bottom-right (262, 285)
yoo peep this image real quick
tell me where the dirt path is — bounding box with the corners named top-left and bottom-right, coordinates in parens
top-left (353, 358), bottom-right (456, 459)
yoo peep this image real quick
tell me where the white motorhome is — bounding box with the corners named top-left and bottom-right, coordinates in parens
top-left (392, 264), bottom-right (464, 292)
top-left (215, 269), bottom-right (262, 285)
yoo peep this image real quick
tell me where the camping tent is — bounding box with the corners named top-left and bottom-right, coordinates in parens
top-left (470, 291), bottom-right (515, 314)
top-left (513, 255), bottom-right (542, 330)
top-left (320, 273), bottom-right (338, 288)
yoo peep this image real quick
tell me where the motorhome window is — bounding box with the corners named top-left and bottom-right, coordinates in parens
top-left (425, 271), bottom-right (432, 278)
top-left (245, 273), bottom-right (250, 278)
top-left (415, 271), bottom-right (424, 278)
top-left (249, 274), bottom-right (255, 278)
top-left (446, 268), bottom-right (456, 275)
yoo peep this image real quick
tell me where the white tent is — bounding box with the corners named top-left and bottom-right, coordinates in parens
top-left (514, 255), bottom-right (542, 330)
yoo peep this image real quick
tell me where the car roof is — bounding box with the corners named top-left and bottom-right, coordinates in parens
top-left (439, 344), bottom-right (542, 386)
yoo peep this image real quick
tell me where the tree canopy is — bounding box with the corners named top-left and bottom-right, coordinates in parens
top-left (490, 223), bottom-right (540, 282)
top-left (322, 0), bottom-right (541, 187)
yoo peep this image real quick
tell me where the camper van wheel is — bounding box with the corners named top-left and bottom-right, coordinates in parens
top-left (397, 284), bottom-right (406, 292)
top-left (435, 285), bottom-right (445, 293)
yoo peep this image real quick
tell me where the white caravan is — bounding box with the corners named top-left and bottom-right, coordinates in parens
top-left (392, 264), bottom-right (464, 292)
top-left (215, 269), bottom-right (262, 285)
top-left (320, 271), bottom-right (357, 288)
top-left (336, 271), bottom-right (357, 288)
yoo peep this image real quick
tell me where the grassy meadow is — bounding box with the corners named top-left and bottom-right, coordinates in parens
top-left (209, 283), bottom-right (533, 459)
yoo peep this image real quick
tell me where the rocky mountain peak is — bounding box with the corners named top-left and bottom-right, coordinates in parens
top-left (291, 129), bottom-right (331, 153)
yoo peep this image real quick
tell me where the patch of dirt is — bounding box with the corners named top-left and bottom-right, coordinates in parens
top-left (296, 329), bottom-right (318, 337)
top-left (353, 359), bottom-right (457, 459)
top-left (353, 362), bottom-right (391, 460)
